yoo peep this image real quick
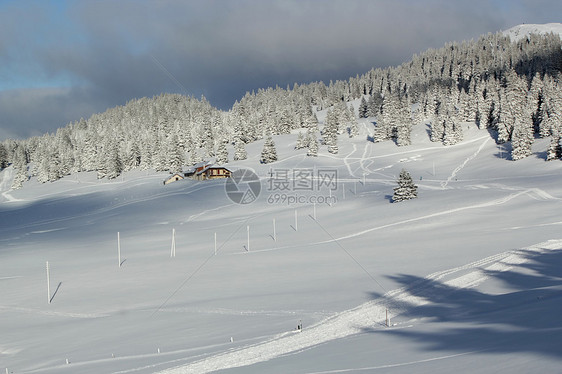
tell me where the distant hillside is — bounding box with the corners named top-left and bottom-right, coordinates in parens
top-left (1, 24), bottom-right (561, 190)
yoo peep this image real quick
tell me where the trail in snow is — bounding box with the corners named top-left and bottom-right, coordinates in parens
top-left (0, 305), bottom-right (109, 319)
top-left (323, 188), bottom-right (548, 243)
top-left (225, 187), bottom-right (560, 257)
top-left (441, 137), bottom-right (491, 189)
top-left (155, 239), bottom-right (562, 374)
top-left (342, 144), bottom-right (358, 178)
top-left (303, 350), bottom-right (485, 373)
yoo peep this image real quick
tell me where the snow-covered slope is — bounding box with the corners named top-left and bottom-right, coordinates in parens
top-left (504, 22), bottom-right (562, 41)
top-left (1, 120), bottom-right (562, 373)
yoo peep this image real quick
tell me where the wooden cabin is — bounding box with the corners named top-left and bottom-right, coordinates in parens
top-left (195, 165), bottom-right (231, 180)
top-left (163, 173), bottom-right (185, 185)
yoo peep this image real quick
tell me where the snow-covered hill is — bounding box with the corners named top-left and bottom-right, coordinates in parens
top-left (504, 22), bottom-right (562, 41)
top-left (2, 119), bottom-right (562, 373)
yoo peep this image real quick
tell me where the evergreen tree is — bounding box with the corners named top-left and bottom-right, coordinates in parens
top-left (0, 143), bottom-right (8, 169)
top-left (358, 97), bottom-right (368, 118)
top-left (10, 145), bottom-right (28, 189)
top-left (105, 141), bottom-right (123, 179)
top-left (306, 129), bottom-right (318, 157)
top-left (215, 140), bottom-right (229, 165)
top-left (347, 104), bottom-right (359, 138)
top-left (168, 134), bottom-right (184, 173)
top-left (260, 135), bottom-right (278, 164)
top-left (233, 139), bottom-right (247, 161)
top-left (546, 133), bottom-right (562, 161)
top-left (510, 119), bottom-right (534, 161)
top-left (367, 92), bottom-right (383, 117)
top-left (295, 131), bottom-right (306, 149)
top-left (395, 96), bottom-right (412, 146)
top-left (373, 118), bottom-right (390, 143)
top-left (392, 169), bottom-right (418, 202)
top-left (323, 109), bottom-right (339, 152)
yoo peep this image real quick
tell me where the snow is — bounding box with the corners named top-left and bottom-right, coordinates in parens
top-left (504, 23), bottom-right (562, 41)
top-left (2, 120), bottom-right (562, 373)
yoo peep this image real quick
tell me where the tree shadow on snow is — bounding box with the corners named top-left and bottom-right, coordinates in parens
top-left (363, 247), bottom-right (562, 358)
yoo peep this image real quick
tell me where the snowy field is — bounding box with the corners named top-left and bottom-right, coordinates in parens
top-left (1, 119), bottom-right (562, 373)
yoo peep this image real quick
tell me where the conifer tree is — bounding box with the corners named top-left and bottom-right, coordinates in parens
top-left (511, 119), bottom-right (534, 161)
top-left (295, 132), bottom-right (306, 149)
top-left (373, 118), bottom-right (390, 143)
top-left (105, 141), bottom-right (123, 179)
top-left (323, 109), bottom-right (339, 153)
top-left (215, 140), bottom-right (229, 165)
top-left (10, 145), bottom-right (28, 189)
top-left (395, 96), bottom-right (412, 146)
top-left (358, 97), bottom-right (368, 118)
top-left (260, 135), bottom-right (278, 164)
top-left (546, 132), bottom-right (562, 161)
top-left (306, 129), bottom-right (319, 157)
top-left (0, 143), bottom-right (8, 169)
top-left (233, 139), bottom-right (247, 161)
top-left (168, 134), bottom-right (184, 173)
top-left (392, 169), bottom-right (418, 202)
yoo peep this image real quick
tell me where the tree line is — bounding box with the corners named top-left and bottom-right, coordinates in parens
top-left (1, 29), bottom-right (561, 189)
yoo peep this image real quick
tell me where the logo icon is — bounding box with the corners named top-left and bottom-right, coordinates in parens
top-left (225, 168), bottom-right (261, 204)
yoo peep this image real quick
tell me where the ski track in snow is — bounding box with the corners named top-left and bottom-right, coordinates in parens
top-left (0, 305), bottom-right (109, 319)
top-left (225, 186), bottom-right (560, 257)
top-left (441, 137), bottom-right (490, 189)
top-left (322, 187), bottom-right (560, 244)
top-left (155, 240), bottom-right (562, 374)
top-left (302, 350), bottom-right (485, 373)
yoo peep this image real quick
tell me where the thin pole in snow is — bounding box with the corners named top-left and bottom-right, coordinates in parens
top-left (386, 308), bottom-right (390, 327)
top-left (46, 261), bottom-right (51, 304)
top-left (273, 218), bottom-right (276, 241)
top-left (363, 173), bottom-right (366, 186)
top-left (170, 228), bottom-right (176, 258)
top-left (214, 232), bottom-right (217, 255)
top-left (294, 209), bottom-right (298, 231)
top-left (117, 232), bottom-right (121, 268)
top-left (246, 225), bottom-right (250, 252)
top-left (342, 183), bottom-right (346, 200)
top-left (354, 180), bottom-right (357, 195)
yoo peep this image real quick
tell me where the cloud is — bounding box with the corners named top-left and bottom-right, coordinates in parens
top-left (0, 87), bottom-right (103, 139)
top-left (1, 0), bottom-right (561, 140)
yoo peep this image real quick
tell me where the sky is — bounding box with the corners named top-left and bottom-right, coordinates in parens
top-left (0, 0), bottom-right (561, 141)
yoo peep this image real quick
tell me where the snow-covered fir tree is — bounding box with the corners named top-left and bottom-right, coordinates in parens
top-left (233, 139), bottom-right (247, 161)
top-left (306, 129), bottom-right (319, 157)
top-left (323, 109), bottom-right (339, 154)
top-left (392, 169), bottom-right (418, 202)
top-left (215, 140), bottom-right (229, 165)
top-left (358, 97), bottom-right (368, 118)
top-left (0, 143), bottom-right (9, 169)
top-left (347, 104), bottom-right (359, 138)
top-left (10, 145), bottom-right (28, 189)
top-left (295, 132), bottom-right (307, 150)
top-left (260, 135), bottom-right (278, 164)
top-left (510, 119), bottom-right (534, 160)
top-left (546, 132), bottom-right (562, 161)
